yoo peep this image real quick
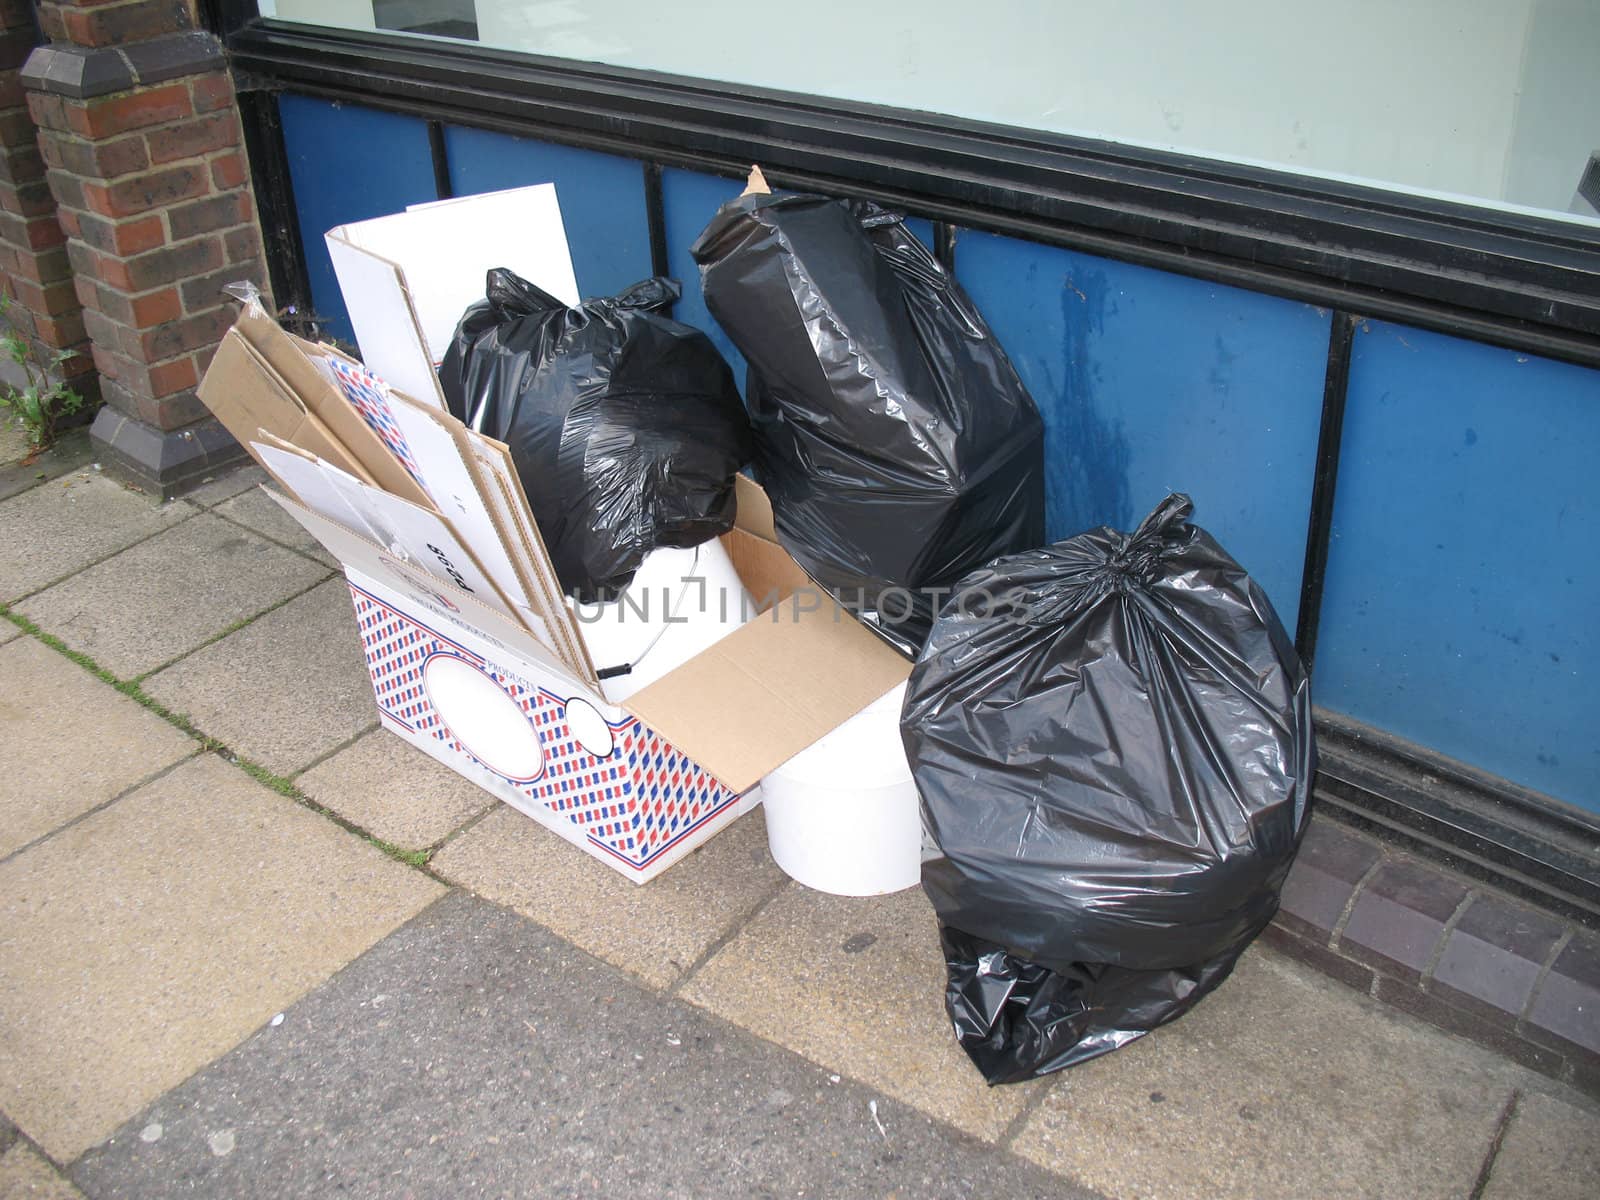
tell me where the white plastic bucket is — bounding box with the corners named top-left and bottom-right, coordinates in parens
top-left (572, 540), bottom-right (752, 704)
top-left (761, 682), bottom-right (921, 896)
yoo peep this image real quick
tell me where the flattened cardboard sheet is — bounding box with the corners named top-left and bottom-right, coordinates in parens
top-left (198, 331), bottom-right (374, 484)
top-left (232, 308), bottom-right (433, 508)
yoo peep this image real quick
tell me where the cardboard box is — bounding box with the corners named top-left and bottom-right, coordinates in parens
top-left (263, 479), bottom-right (909, 882)
top-left (202, 180), bottom-right (909, 882)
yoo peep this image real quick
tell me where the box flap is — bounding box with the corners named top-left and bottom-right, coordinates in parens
top-left (232, 308), bottom-right (434, 509)
top-left (622, 597), bottom-right (911, 793)
top-left (198, 330), bottom-right (376, 484)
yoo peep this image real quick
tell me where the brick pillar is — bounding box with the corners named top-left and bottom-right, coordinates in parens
top-left (0, 0), bottom-right (93, 410)
top-left (22, 6), bottom-right (266, 496)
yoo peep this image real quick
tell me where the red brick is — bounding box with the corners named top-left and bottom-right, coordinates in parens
top-left (99, 233), bottom-right (221, 292)
top-left (222, 224), bottom-right (258, 265)
top-left (75, 210), bottom-right (165, 256)
top-left (82, 162), bottom-right (207, 218)
top-left (165, 190), bottom-right (245, 240)
top-left (147, 354), bottom-right (196, 395)
top-left (39, 130), bottom-right (148, 180)
top-left (208, 149), bottom-right (245, 190)
top-left (8, 275), bottom-right (79, 318)
top-left (190, 73), bottom-right (232, 114)
top-left (33, 309), bottom-right (85, 347)
top-left (180, 255), bottom-right (258, 311)
top-left (145, 111), bottom-right (237, 165)
top-left (0, 71), bottom-right (21, 112)
top-left (0, 143), bottom-right (44, 186)
top-left (139, 387), bottom-right (207, 432)
top-left (66, 84), bottom-right (192, 140)
top-left (57, 0), bottom-right (193, 47)
top-left (35, 5), bottom-right (65, 40)
top-left (0, 177), bottom-right (53, 216)
top-left (25, 92), bottom-right (66, 134)
top-left (0, 207), bottom-right (63, 250)
top-left (0, 105), bottom-right (35, 148)
top-left (129, 285), bottom-right (180, 327)
top-left (43, 166), bottom-right (86, 211)
top-left (134, 304), bottom-right (231, 359)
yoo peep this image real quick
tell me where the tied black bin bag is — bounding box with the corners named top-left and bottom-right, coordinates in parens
top-left (692, 190), bottom-right (1045, 655)
top-left (902, 494), bottom-right (1315, 1083)
top-left (439, 271), bottom-right (751, 603)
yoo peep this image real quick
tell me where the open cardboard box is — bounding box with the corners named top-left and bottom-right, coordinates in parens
top-left (263, 473), bottom-right (908, 882)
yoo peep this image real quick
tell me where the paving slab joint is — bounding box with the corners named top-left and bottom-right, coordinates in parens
top-left (665, 876), bottom-right (793, 999)
top-left (1421, 891), bottom-right (1481, 992)
top-left (1467, 1088), bottom-right (1521, 1200)
top-left (1519, 929), bottom-right (1573, 1032)
top-left (1328, 853), bottom-right (1387, 949)
top-left (210, 498), bottom-right (340, 573)
top-left (0, 604), bottom-right (436, 873)
top-left (2, 498), bottom-right (199, 607)
top-left (129, 572), bottom-right (336, 685)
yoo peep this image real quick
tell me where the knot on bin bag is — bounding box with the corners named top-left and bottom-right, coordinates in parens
top-left (1101, 543), bottom-right (1164, 593)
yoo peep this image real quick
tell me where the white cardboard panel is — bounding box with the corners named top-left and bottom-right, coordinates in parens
top-left (324, 235), bottom-right (445, 407)
top-left (328, 183), bottom-right (578, 369)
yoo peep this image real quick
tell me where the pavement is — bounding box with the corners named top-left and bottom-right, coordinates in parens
top-left (1, 428), bottom-right (1598, 1199)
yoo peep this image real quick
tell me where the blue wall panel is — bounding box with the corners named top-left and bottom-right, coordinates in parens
top-left (442, 127), bottom-right (652, 299)
top-left (954, 230), bottom-right (1330, 623)
top-left (278, 96), bottom-right (438, 346)
top-left (1315, 323), bottom-right (1600, 812)
top-left (659, 167), bottom-right (749, 393)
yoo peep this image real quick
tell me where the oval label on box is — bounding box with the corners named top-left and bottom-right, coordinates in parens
top-left (423, 655), bottom-right (545, 782)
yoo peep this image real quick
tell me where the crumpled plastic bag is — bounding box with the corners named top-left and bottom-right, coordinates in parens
top-left (902, 494), bottom-right (1315, 1082)
top-left (439, 270), bottom-right (752, 603)
top-left (692, 189), bottom-right (1044, 655)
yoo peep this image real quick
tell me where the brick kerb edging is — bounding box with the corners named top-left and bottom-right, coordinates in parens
top-left (1268, 812), bottom-right (1600, 1097)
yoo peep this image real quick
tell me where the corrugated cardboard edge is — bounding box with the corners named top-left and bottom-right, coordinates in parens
top-left (232, 308), bottom-right (435, 508)
top-left (622, 598), bottom-right (910, 793)
top-left (262, 486), bottom-right (589, 691)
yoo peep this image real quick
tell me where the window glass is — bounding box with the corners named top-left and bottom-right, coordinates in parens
top-left (256, 0), bottom-right (1600, 224)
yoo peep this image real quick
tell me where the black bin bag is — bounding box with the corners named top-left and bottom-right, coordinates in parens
top-left (439, 271), bottom-right (752, 603)
top-left (691, 191), bottom-right (1045, 655)
top-left (901, 494), bottom-right (1315, 1083)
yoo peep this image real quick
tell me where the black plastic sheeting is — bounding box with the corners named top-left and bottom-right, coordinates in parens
top-left (692, 193), bottom-right (1045, 656)
top-left (902, 494), bottom-right (1315, 1083)
top-left (439, 271), bottom-right (751, 603)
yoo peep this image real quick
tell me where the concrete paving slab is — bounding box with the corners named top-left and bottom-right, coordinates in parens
top-left (15, 514), bottom-right (328, 680)
top-left (0, 638), bottom-right (196, 859)
top-left (0, 419), bottom-right (30, 466)
top-left (1482, 1089), bottom-right (1600, 1200)
top-left (180, 464), bottom-right (268, 509)
top-left (0, 473), bottom-right (189, 603)
top-left (433, 805), bottom-right (785, 989)
top-left (72, 892), bottom-right (1096, 1200)
top-left (297, 728), bottom-right (495, 851)
top-left (0, 754), bottom-right (443, 1162)
top-left (0, 1144), bottom-right (85, 1199)
top-left (1010, 948), bottom-right (1526, 1200)
top-left (213, 486), bottom-right (336, 568)
top-left (142, 579), bottom-right (375, 776)
top-left (0, 429), bottom-right (95, 504)
top-left (1, 622), bottom-right (19, 644)
top-left (681, 882), bottom-right (1045, 1143)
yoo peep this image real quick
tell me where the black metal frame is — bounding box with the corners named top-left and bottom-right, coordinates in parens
top-left (210, 11), bottom-right (1600, 918)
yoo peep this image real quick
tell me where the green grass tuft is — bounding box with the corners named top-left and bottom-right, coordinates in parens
top-left (2, 600), bottom-right (434, 874)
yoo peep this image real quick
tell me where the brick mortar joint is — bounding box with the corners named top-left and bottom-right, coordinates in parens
top-left (1518, 928), bottom-right (1573, 1031)
top-left (1326, 852), bottom-right (1386, 950)
top-left (1419, 890), bottom-right (1479, 992)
